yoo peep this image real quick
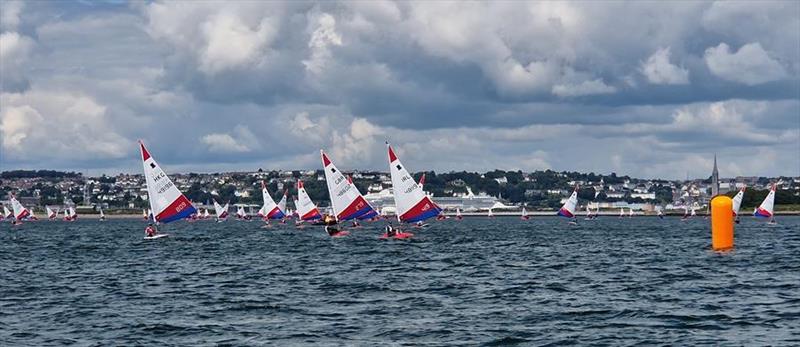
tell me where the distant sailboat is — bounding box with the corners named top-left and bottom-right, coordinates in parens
top-left (213, 200), bottom-right (229, 221)
top-left (657, 208), bottom-right (664, 219)
top-left (139, 140), bottom-right (196, 237)
top-left (28, 208), bottom-right (38, 221)
top-left (521, 207), bottom-right (530, 220)
top-left (46, 206), bottom-right (57, 220)
top-left (142, 209), bottom-right (148, 220)
top-left (455, 207), bottom-right (463, 221)
top-left (732, 186), bottom-right (746, 224)
top-left (628, 208), bottom-right (634, 218)
top-left (690, 206), bottom-right (697, 218)
top-left (9, 194), bottom-right (30, 221)
top-left (320, 150), bottom-right (378, 221)
top-left (235, 205), bottom-right (246, 219)
top-left (681, 205), bottom-right (690, 221)
top-left (296, 180), bottom-right (322, 221)
top-left (558, 186), bottom-right (579, 224)
top-left (69, 207), bottom-right (77, 221)
top-left (259, 181), bottom-right (285, 220)
top-left (63, 208), bottom-right (72, 221)
top-left (277, 190), bottom-right (288, 219)
top-left (4, 205), bottom-right (14, 220)
top-left (387, 143), bottom-right (442, 223)
top-left (584, 205), bottom-right (593, 220)
top-left (754, 184), bottom-right (776, 224)
top-left (99, 208), bottom-right (105, 221)
top-left (619, 207), bottom-right (625, 218)
top-left (487, 208), bottom-right (494, 218)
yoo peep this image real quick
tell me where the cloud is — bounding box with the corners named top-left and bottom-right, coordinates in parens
top-left (704, 42), bottom-right (788, 85)
top-left (303, 12), bottom-right (342, 75)
top-left (201, 125), bottom-right (259, 153)
top-left (552, 79), bottom-right (616, 97)
top-left (0, 1), bottom-right (798, 179)
top-left (0, 1), bottom-right (23, 31)
top-left (0, 29), bottom-right (34, 92)
top-left (640, 47), bottom-right (689, 85)
top-left (0, 89), bottom-right (129, 162)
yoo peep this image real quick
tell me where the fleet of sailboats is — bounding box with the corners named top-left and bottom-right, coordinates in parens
top-left (3, 144), bottom-right (789, 239)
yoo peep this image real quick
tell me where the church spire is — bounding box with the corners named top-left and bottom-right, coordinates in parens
top-left (711, 153), bottom-right (719, 196)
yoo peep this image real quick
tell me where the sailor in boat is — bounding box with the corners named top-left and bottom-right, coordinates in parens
top-left (323, 215), bottom-right (341, 236)
top-left (145, 223), bottom-right (157, 237)
top-left (352, 219), bottom-right (361, 228)
top-left (385, 222), bottom-right (398, 237)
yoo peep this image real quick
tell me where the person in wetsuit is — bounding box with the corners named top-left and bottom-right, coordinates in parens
top-left (145, 223), bottom-right (157, 237)
top-left (385, 222), bottom-right (397, 237)
top-left (323, 215), bottom-right (340, 236)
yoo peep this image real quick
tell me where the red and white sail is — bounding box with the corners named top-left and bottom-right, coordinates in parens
top-left (558, 186), bottom-right (578, 218)
top-left (259, 181), bottom-right (285, 219)
top-left (9, 194), bottom-right (30, 220)
top-left (296, 180), bottom-right (322, 220)
top-left (213, 200), bottom-right (228, 219)
top-left (455, 208), bottom-right (462, 220)
top-left (320, 150), bottom-right (377, 221)
top-left (754, 184), bottom-right (776, 218)
top-left (387, 143), bottom-right (441, 223)
top-left (46, 206), bottom-right (57, 219)
top-left (236, 206), bottom-right (246, 219)
top-left (277, 190), bottom-right (288, 216)
top-left (69, 207), bottom-right (77, 220)
top-left (732, 186), bottom-right (746, 216)
top-left (140, 140), bottom-right (196, 223)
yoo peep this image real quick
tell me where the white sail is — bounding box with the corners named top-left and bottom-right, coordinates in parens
top-left (732, 186), bottom-right (745, 216)
top-left (558, 187), bottom-right (578, 218)
top-left (522, 207), bottom-right (528, 217)
top-left (260, 181), bottom-right (284, 219)
top-left (213, 200), bottom-right (228, 219)
top-left (46, 206), bottom-right (56, 219)
top-left (387, 143), bottom-right (441, 223)
top-left (320, 150), bottom-right (377, 221)
top-left (488, 208), bottom-right (494, 217)
top-left (619, 207), bottom-right (625, 217)
top-left (277, 190), bottom-right (288, 216)
top-left (629, 208), bottom-right (634, 217)
top-left (99, 208), bottom-right (105, 219)
top-left (296, 180), bottom-right (322, 220)
top-left (585, 205), bottom-right (591, 217)
top-left (754, 184), bottom-right (776, 218)
top-left (139, 140), bottom-right (196, 223)
top-left (9, 195), bottom-right (30, 220)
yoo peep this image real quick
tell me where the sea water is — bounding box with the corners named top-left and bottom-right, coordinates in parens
top-left (2, 216), bottom-right (798, 345)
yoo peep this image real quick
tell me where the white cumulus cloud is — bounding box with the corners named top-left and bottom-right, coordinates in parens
top-left (640, 47), bottom-right (690, 85)
top-left (704, 42), bottom-right (787, 85)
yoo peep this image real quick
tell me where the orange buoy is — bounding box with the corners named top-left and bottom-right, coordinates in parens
top-left (711, 195), bottom-right (734, 251)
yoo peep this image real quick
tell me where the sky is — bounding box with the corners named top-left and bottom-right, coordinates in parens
top-left (0, 1), bottom-right (798, 179)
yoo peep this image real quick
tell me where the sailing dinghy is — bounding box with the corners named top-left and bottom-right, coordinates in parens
top-left (455, 207), bottom-right (463, 221)
top-left (731, 186), bottom-right (745, 223)
top-left (558, 186), bottom-right (579, 224)
top-left (213, 200), bottom-right (229, 221)
top-left (296, 180), bottom-right (322, 221)
top-left (754, 184), bottom-right (777, 224)
top-left (46, 206), bottom-right (57, 220)
top-left (259, 181), bottom-right (285, 221)
top-left (320, 150), bottom-right (377, 227)
top-left (9, 194), bottom-right (30, 222)
top-left (140, 140), bottom-right (196, 238)
top-left (384, 143), bottom-right (441, 238)
top-left (521, 207), bottom-right (530, 220)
